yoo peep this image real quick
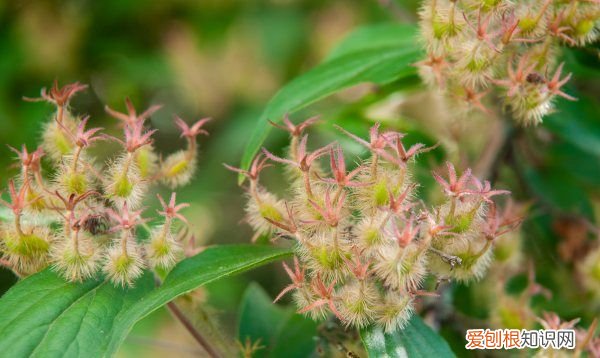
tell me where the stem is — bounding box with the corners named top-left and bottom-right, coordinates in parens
top-left (303, 171), bottom-right (314, 199)
top-left (371, 153), bottom-right (379, 180)
top-left (448, 198), bottom-right (456, 218)
top-left (122, 152), bottom-right (134, 175)
top-left (14, 214), bottom-right (24, 237)
top-left (72, 146), bottom-right (83, 172)
top-left (428, 247), bottom-right (462, 268)
top-left (534, 0), bottom-right (552, 26)
top-left (34, 171), bottom-right (50, 193)
top-left (186, 138), bottom-right (197, 161)
top-left (166, 302), bottom-right (221, 358)
top-left (249, 180), bottom-right (262, 205)
top-left (539, 38), bottom-right (553, 66)
top-left (121, 231), bottom-right (129, 256)
top-left (57, 105), bottom-right (64, 124)
top-left (333, 226), bottom-right (340, 249)
top-left (473, 118), bottom-right (512, 181)
top-left (474, 240), bottom-right (492, 258)
top-left (379, 212), bottom-right (393, 231)
top-left (161, 217), bottom-right (172, 239)
top-left (333, 185), bottom-right (344, 203)
top-left (566, 1), bottom-right (578, 21)
top-left (72, 229), bottom-right (79, 252)
top-left (449, 1), bottom-right (456, 28)
top-left (290, 136), bottom-right (298, 162)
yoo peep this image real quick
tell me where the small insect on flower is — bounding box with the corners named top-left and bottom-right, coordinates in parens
top-left (81, 214), bottom-right (111, 236)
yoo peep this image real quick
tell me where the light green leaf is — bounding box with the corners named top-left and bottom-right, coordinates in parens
top-left (0, 244), bottom-right (293, 358)
top-left (360, 315), bottom-right (456, 358)
top-left (0, 270), bottom-right (155, 358)
top-left (239, 24), bottom-right (422, 183)
top-left (327, 23), bottom-right (417, 60)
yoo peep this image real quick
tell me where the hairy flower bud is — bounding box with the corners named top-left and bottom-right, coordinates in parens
top-left (160, 150), bottom-right (197, 188)
top-left (147, 226), bottom-right (182, 270)
top-left (105, 154), bottom-right (147, 208)
top-left (1, 224), bottom-right (51, 275)
top-left (52, 231), bottom-right (99, 282)
top-left (234, 120), bottom-right (518, 332)
top-left (2, 83), bottom-right (204, 285)
top-left (103, 240), bottom-right (144, 287)
top-left (417, 0), bottom-right (598, 124)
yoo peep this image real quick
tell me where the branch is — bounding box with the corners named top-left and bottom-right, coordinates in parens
top-left (166, 301), bottom-right (222, 358)
top-left (473, 117), bottom-right (514, 182)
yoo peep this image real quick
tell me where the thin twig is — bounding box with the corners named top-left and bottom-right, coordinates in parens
top-left (153, 275), bottom-right (222, 358)
top-left (473, 118), bottom-right (514, 182)
top-left (166, 301), bottom-right (222, 358)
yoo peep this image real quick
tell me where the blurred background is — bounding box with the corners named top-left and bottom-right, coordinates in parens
top-left (0, 1), bottom-right (419, 356)
top-left (0, 1), bottom-right (598, 357)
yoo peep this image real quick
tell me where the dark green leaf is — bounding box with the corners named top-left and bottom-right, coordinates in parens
top-left (238, 283), bottom-right (291, 357)
top-left (269, 312), bottom-right (318, 358)
top-left (239, 24), bottom-right (422, 183)
top-left (238, 283), bottom-right (318, 358)
top-left (545, 94), bottom-right (600, 158)
top-left (0, 244), bottom-right (292, 357)
top-left (360, 315), bottom-right (456, 358)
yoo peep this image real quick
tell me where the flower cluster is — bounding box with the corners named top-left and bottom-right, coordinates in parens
top-left (228, 117), bottom-right (519, 332)
top-left (0, 81), bottom-right (207, 286)
top-left (417, 0), bottom-right (599, 125)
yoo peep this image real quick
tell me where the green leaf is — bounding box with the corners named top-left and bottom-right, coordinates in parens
top-left (269, 312), bottom-right (318, 358)
top-left (238, 283), bottom-right (291, 357)
top-left (360, 315), bottom-right (456, 358)
top-left (0, 244), bottom-right (292, 358)
top-left (327, 23), bottom-right (417, 60)
top-left (544, 94), bottom-right (600, 158)
top-left (238, 283), bottom-right (319, 358)
top-left (239, 24), bottom-right (422, 183)
top-left (0, 270), bottom-right (155, 358)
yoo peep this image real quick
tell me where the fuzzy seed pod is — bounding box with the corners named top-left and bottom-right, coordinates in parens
top-left (428, 236), bottom-right (494, 281)
top-left (245, 189), bottom-right (287, 236)
top-left (55, 163), bottom-right (94, 196)
top-left (1, 224), bottom-right (51, 275)
top-left (134, 144), bottom-right (159, 180)
top-left (236, 121), bottom-right (517, 333)
top-left (490, 295), bottom-right (535, 330)
top-left (4, 84), bottom-right (200, 286)
top-left (337, 280), bottom-right (378, 328)
top-left (160, 150), bottom-right (197, 188)
top-left (41, 115), bottom-right (77, 163)
top-left (416, 0), bottom-right (598, 124)
top-left (105, 154), bottom-right (147, 208)
top-left (146, 226), bottom-right (182, 270)
top-left (103, 240), bottom-right (145, 287)
top-left (354, 214), bottom-right (387, 254)
top-left (51, 233), bottom-right (100, 282)
top-left (375, 293), bottom-right (414, 333)
top-left (374, 243), bottom-right (429, 292)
